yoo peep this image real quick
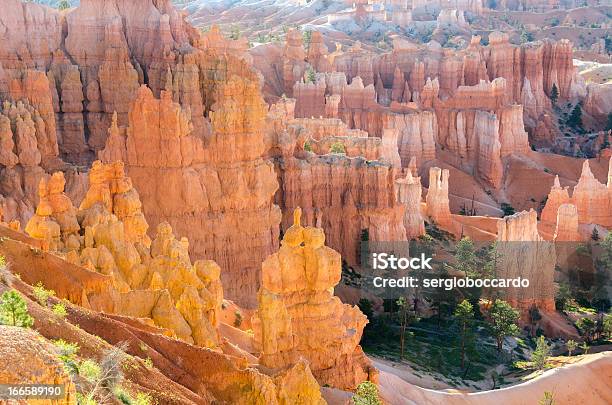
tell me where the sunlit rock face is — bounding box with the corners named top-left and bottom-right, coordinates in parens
top-left (100, 80), bottom-right (282, 308)
top-left (253, 208), bottom-right (378, 390)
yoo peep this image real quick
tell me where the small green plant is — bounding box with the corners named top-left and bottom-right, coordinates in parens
top-left (143, 356), bottom-right (153, 369)
top-left (531, 336), bottom-right (551, 370)
top-left (0, 290), bottom-right (34, 328)
top-left (79, 359), bottom-right (102, 382)
top-left (353, 381), bottom-right (382, 405)
top-left (115, 386), bottom-right (152, 405)
top-left (566, 339), bottom-right (577, 356)
top-left (539, 391), bottom-right (555, 405)
top-left (329, 141), bottom-right (346, 154)
top-left (580, 341), bottom-right (589, 354)
top-left (303, 140), bottom-right (313, 152)
top-left (33, 282), bottom-right (56, 306)
top-left (52, 302), bottom-right (68, 319)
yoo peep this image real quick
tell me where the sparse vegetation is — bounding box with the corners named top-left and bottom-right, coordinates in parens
top-left (52, 302), bottom-right (68, 319)
top-left (550, 84), bottom-right (559, 105)
top-left (566, 339), bottom-right (577, 356)
top-left (488, 299), bottom-right (520, 352)
top-left (539, 391), bottom-right (555, 405)
top-left (531, 336), bottom-right (551, 370)
top-left (33, 281), bottom-right (56, 306)
top-left (54, 339), bottom-right (131, 404)
top-left (0, 290), bottom-right (34, 328)
top-left (353, 381), bottom-right (382, 405)
top-left (500, 203), bottom-right (515, 216)
top-left (329, 141), bottom-right (346, 154)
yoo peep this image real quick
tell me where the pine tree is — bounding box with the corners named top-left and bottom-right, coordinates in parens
top-left (305, 67), bottom-right (316, 84)
top-left (531, 335), bottom-right (551, 370)
top-left (550, 84), bottom-right (559, 105)
top-left (58, 0), bottom-right (70, 10)
top-left (488, 299), bottom-right (520, 352)
top-left (454, 299), bottom-right (474, 369)
top-left (566, 104), bottom-right (583, 131)
top-left (0, 290), bottom-right (34, 328)
top-left (566, 339), bottom-right (577, 356)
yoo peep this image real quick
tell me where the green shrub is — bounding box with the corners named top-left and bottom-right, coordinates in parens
top-left (33, 282), bottom-right (55, 306)
top-left (353, 381), bottom-right (382, 405)
top-left (329, 141), bottom-right (346, 154)
top-left (52, 303), bottom-right (68, 319)
top-left (0, 290), bottom-right (34, 328)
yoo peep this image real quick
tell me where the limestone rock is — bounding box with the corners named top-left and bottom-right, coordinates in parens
top-left (572, 160), bottom-right (612, 227)
top-left (253, 208), bottom-right (377, 390)
top-left (554, 203), bottom-right (581, 242)
top-left (0, 326), bottom-right (76, 404)
top-left (101, 77), bottom-right (281, 308)
top-left (496, 210), bottom-right (556, 311)
top-left (426, 167), bottom-right (452, 229)
top-left (541, 176), bottom-right (571, 224)
top-left (395, 170), bottom-right (425, 239)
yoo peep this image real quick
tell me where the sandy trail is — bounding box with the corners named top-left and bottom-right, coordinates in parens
top-left (377, 352), bottom-right (612, 405)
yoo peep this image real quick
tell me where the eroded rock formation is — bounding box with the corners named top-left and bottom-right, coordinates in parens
top-left (101, 81), bottom-right (281, 308)
top-left (396, 170), bottom-right (425, 239)
top-left (425, 167), bottom-right (452, 229)
top-left (497, 210), bottom-right (556, 311)
top-left (252, 208), bottom-right (377, 390)
top-left (26, 161), bottom-right (223, 348)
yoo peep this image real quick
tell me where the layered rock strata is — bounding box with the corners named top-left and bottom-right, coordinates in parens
top-left (395, 170), bottom-right (425, 239)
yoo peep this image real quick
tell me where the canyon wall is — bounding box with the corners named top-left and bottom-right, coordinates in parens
top-left (101, 82), bottom-right (281, 308)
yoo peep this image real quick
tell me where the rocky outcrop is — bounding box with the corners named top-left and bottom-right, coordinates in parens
top-left (25, 161), bottom-right (223, 348)
top-left (252, 208), bottom-right (377, 390)
top-left (554, 203), bottom-right (580, 242)
top-left (583, 83), bottom-right (612, 123)
top-left (0, 99), bottom-right (66, 224)
top-left (425, 167), bottom-right (452, 229)
top-left (0, 326), bottom-right (76, 404)
top-left (275, 154), bottom-right (406, 266)
top-left (541, 176), bottom-right (571, 224)
top-left (572, 160), bottom-right (612, 228)
top-left (101, 81), bottom-right (281, 308)
top-left (496, 210), bottom-right (556, 311)
top-left (395, 170), bottom-right (425, 239)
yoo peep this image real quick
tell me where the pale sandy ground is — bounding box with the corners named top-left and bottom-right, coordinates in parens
top-left (375, 352), bottom-right (612, 405)
top-left (373, 358), bottom-right (454, 391)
